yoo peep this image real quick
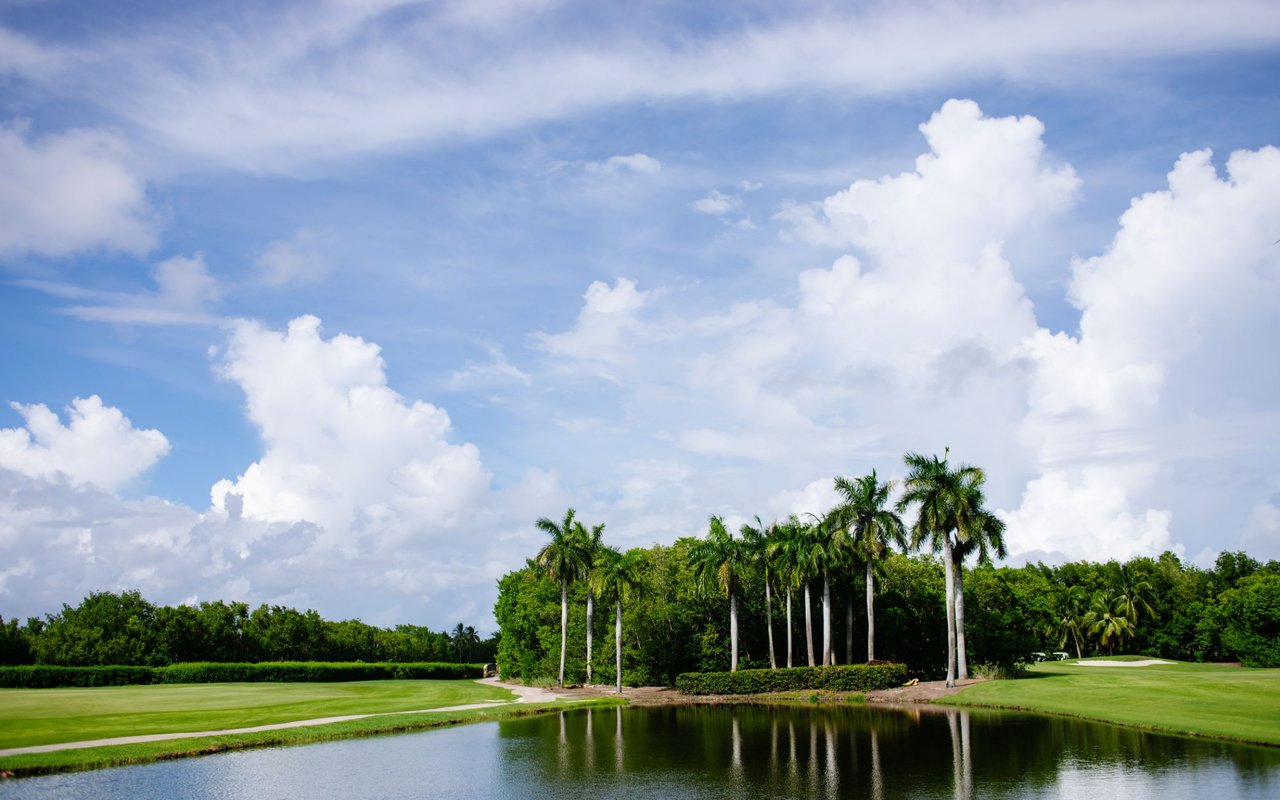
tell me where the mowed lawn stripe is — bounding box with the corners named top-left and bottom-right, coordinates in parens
top-left (0, 680), bottom-right (514, 749)
top-left (942, 660), bottom-right (1280, 746)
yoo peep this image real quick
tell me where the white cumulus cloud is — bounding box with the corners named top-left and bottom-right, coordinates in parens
top-left (536, 277), bottom-right (650, 372)
top-left (0, 396), bottom-right (170, 492)
top-left (531, 99), bottom-right (1280, 566)
top-left (210, 315), bottom-right (491, 552)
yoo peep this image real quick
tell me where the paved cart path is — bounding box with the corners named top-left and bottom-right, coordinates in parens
top-left (0, 679), bottom-right (563, 757)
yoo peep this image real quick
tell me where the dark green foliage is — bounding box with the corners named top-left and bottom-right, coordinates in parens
top-left (0, 661), bottom-right (483, 688)
top-left (962, 566), bottom-right (1053, 668)
top-left (1218, 573), bottom-right (1280, 667)
top-left (495, 540), bottom-right (1279, 684)
top-left (675, 663), bottom-right (907, 695)
top-left (34, 590), bottom-right (166, 666)
top-left (0, 665), bottom-right (157, 688)
top-left (6, 590), bottom-right (495, 668)
top-left (0, 616), bottom-right (35, 665)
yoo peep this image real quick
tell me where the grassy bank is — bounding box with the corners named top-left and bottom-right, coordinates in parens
top-left (0, 679), bottom-right (513, 749)
top-left (941, 658), bottom-right (1280, 746)
top-left (0, 699), bottom-right (622, 779)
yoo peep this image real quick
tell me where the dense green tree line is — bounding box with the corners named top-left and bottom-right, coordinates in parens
top-left (0, 591), bottom-right (497, 667)
top-left (496, 457), bottom-right (1280, 686)
top-left (497, 542), bottom-right (1280, 686)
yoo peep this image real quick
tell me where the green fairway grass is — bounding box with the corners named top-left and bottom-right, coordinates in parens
top-left (941, 659), bottom-right (1280, 746)
top-left (0, 679), bottom-right (513, 749)
top-left (0, 700), bottom-right (622, 779)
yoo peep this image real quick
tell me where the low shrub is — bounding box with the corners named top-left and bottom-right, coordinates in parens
top-left (675, 663), bottom-right (908, 695)
top-left (0, 665), bottom-right (158, 688)
top-left (0, 662), bottom-right (483, 688)
top-left (156, 662), bottom-right (482, 683)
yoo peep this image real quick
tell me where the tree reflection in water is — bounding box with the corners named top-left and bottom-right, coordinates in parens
top-left (514, 703), bottom-right (1277, 799)
top-left (10, 703), bottom-right (1278, 800)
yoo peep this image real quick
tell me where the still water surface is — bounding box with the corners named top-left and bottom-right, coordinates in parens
top-left (3, 704), bottom-right (1278, 799)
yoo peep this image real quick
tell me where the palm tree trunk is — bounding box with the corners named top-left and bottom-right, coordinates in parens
top-left (586, 588), bottom-right (594, 684)
top-left (615, 600), bottom-right (623, 694)
top-left (822, 569), bottom-right (832, 666)
top-left (730, 591), bottom-right (739, 672)
top-left (866, 559), bottom-right (876, 662)
top-left (941, 535), bottom-right (956, 688)
top-left (954, 559), bottom-right (968, 680)
top-left (804, 582), bottom-right (815, 667)
top-left (786, 587), bottom-right (794, 668)
top-left (845, 590), bottom-right (854, 665)
top-left (765, 578), bottom-right (777, 669)
top-left (559, 580), bottom-right (568, 688)
top-left (1072, 628), bottom-right (1082, 660)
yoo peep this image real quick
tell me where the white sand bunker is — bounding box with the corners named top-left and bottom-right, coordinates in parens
top-left (1072, 659), bottom-right (1173, 667)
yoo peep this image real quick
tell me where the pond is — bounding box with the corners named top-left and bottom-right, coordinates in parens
top-left (3, 704), bottom-right (1278, 799)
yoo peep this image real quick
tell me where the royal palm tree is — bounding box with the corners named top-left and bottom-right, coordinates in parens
top-left (535, 508), bottom-right (590, 687)
top-left (952, 505), bottom-right (1006, 679)
top-left (691, 516), bottom-right (750, 672)
top-left (768, 517), bottom-right (807, 668)
top-left (898, 449), bottom-right (984, 688)
top-left (833, 471), bottom-right (907, 663)
top-left (592, 546), bottom-right (645, 693)
top-left (580, 521), bottom-right (605, 684)
top-left (803, 511), bottom-right (841, 666)
top-left (741, 517), bottom-right (779, 669)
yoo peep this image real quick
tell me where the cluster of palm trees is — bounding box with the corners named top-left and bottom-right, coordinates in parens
top-left (688, 450), bottom-right (1006, 688)
top-left (449, 623), bottom-right (481, 662)
top-left (532, 449), bottom-right (1008, 691)
top-left (1051, 567), bottom-right (1155, 657)
top-left (534, 509), bottom-right (643, 693)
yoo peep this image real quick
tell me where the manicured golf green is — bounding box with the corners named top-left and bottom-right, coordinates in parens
top-left (0, 679), bottom-right (514, 749)
top-left (942, 659), bottom-right (1280, 746)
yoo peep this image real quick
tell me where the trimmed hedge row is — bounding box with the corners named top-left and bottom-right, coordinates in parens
top-left (0, 665), bottom-right (156, 688)
top-left (675, 663), bottom-right (908, 695)
top-left (0, 662), bottom-right (484, 688)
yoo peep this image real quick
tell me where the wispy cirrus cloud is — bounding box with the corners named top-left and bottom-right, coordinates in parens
top-left (8, 1), bottom-right (1278, 173)
top-left (20, 254), bottom-right (223, 325)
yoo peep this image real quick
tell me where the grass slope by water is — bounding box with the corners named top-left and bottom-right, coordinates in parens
top-left (0, 700), bottom-right (622, 779)
top-left (941, 659), bottom-right (1280, 746)
top-left (0, 679), bottom-right (513, 749)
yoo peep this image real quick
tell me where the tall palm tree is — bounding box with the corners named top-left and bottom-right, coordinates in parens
top-left (833, 471), bottom-right (907, 663)
top-left (803, 512), bottom-right (840, 666)
top-left (741, 517), bottom-right (779, 669)
top-left (691, 516), bottom-right (750, 672)
top-left (898, 449), bottom-right (984, 688)
top-left (580, 521), bottom-right (605, 684)
top-left (952, 506), bottom-right (1006, 679)
top-left (767, 517), bottom-right (807, 668)
top-left (535, 507), bottom-right (590, 687)
top-left (592, 546), bottom-right (645, 693)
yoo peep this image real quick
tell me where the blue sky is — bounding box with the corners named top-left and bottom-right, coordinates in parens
top-left (2, 0), bottom-right (1279, 631)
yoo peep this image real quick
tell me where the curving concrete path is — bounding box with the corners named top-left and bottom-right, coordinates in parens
top-left (0, 679), bottom-right (565, 757)
top-left (1070, 659), bottom-right (1173, 667)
